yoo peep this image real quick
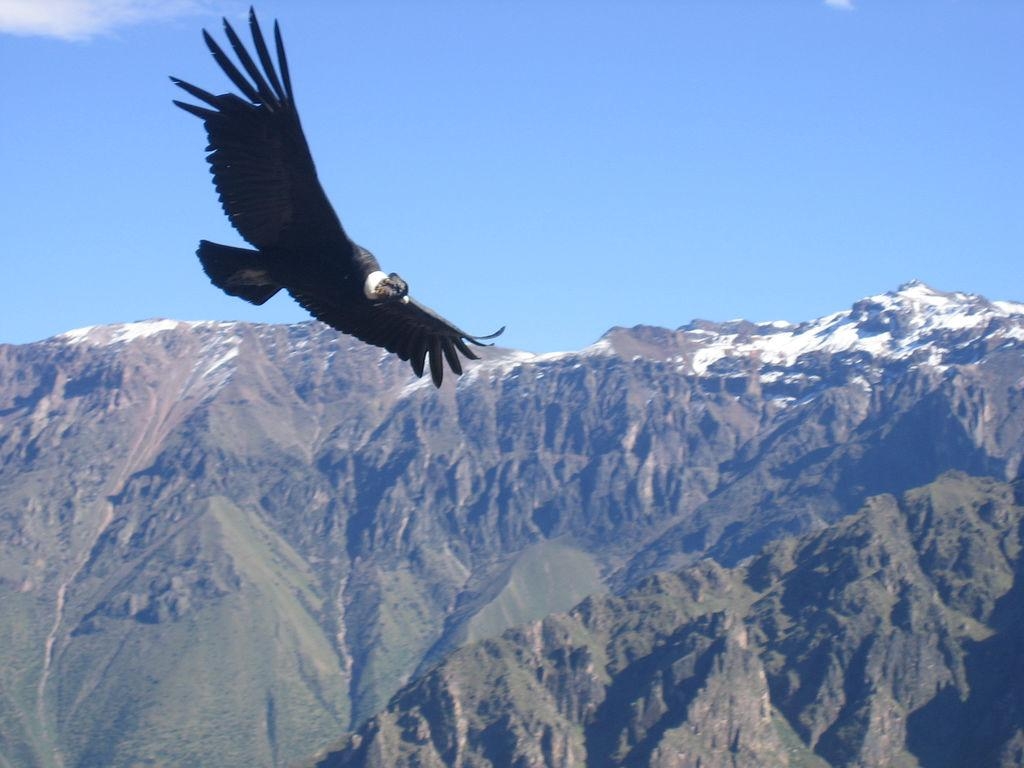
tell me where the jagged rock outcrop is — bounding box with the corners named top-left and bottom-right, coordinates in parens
top-left (313, 473), bottom-right (1024, 767)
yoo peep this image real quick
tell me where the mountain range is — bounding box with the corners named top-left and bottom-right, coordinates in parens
top-left (0, 281), bottom-right (1022, 767)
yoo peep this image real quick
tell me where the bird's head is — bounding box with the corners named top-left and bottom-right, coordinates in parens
top-left (364, 270), bottom-right (410, 303)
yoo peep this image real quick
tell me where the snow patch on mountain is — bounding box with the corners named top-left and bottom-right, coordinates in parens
top-left (647, 281), bottom-right (1024, 377)
top-left (55, 319), bottom-right (249, 399)
top-left (58, 319), bottom-right (241, 346)
top-left (199, 346), bottom-right (240, 379)
top-left (460, 339), bottom-right (615, 385)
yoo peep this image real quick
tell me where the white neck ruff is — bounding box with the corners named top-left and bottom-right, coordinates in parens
top-left (363, 270), bottom-right (388, 299)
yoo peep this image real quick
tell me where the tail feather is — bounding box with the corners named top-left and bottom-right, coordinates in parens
top-left (197, 240), bottom-right (281, 305)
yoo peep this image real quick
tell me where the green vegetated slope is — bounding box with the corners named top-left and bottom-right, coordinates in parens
top-left (0, 590), bottom-right (54, 768)
top-left (0, 496), bottom-right (349, 768)
top-left (314, 472), bottom-right (1024, 767)
top-left (465, 539), bottom-right (605, 646)
top-left (53, 497), bottom-right (349, 767)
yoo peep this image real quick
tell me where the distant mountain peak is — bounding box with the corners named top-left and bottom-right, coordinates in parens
top-left (602, 283), bottom-right (1024, 376)
top-left (56, 319), bottom-right (237, 347)
top-left (873, 279), bottom-right (1007, 317)
top-left (894, 277), bottom-right (935, 293)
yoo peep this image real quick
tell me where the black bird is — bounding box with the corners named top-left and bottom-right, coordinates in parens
top-left (172, 8), bottom-right (503, 387)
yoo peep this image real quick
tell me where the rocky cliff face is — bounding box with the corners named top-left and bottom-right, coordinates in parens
top-left (314, 473), bottom-right (1024, 768)
top-left (1, 282), bottom-right (1022, 766)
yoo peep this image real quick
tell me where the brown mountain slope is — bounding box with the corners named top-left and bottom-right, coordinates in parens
top-left (313, 473), bottom-right (1024, 768)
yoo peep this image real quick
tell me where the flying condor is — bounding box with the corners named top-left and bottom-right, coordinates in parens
top-left (171, 8), bottom-right (503, 387)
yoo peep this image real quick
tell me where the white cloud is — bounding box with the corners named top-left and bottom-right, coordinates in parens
top-left (0, 0), bottom-right (211, 40)
top-left (824, 0), bottom-right (856, 9)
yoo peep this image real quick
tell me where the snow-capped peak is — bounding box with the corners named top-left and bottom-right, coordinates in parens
top-left (604, 282), bottom-right (1024, 376)
top-left (56, 319), bottom-right (242, 346)
top-left (863, 280), bottom-right (1018, 328)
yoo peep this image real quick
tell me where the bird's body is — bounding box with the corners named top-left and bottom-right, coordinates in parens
top-left (172, 8), bottom-right (502, 386)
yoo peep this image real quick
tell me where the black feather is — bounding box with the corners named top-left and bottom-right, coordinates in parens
top-left (428, 337), bottom-right (443, 387)
top-left (273, 21), bottom-right (293, 100)
top-left (248, 8), bottom-right (287, 102)
top-left (172, 99), bottom-right (218, 120)
top-left (203, 29), bottom-right (262, 105)
top-left (170, 77), bottom-right (220, 108)
top-left (222, 20), bottom-right (277, 107)
top-left (410, 343), bottom-right (428, 378)
top-left (442, 340), bottom-right (463, 375)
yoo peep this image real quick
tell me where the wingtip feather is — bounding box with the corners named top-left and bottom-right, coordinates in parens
top-left (442, 340), bottom-right (463, 376)
top-left (273, 20), bottom-right (293, 100)
top-left (467, 325), bottom-right (505, 345)
top-left (411, 343), bottom-right (427, 378)
top-left (248, 7), bottom-right (287, 102)
top-left (204, 24), bottom-right (262, 105)
top-left (428, 337), bottom-right (444, 387)
top-left (172, 99), bottom-right (217, 120)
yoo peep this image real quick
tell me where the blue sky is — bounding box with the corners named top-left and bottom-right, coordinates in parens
top-left (1, 1), bottom-right (1021, 353)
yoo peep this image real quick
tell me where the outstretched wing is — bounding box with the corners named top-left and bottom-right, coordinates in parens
top-left (171, 9), bottom-right (345, 251)
top-left (290, 288), bottom-right (504, 387)
top-left (174, 8), bottom-right (506, 386)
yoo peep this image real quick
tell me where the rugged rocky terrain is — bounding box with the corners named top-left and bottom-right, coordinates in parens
top-left (315, 473), bottom-right (1024, 767)
top-left (0, 282), bottom-right (1022, 766)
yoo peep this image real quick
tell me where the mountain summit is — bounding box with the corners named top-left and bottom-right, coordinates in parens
top-left (601, 280), bottom-right (1024, 375)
